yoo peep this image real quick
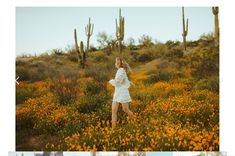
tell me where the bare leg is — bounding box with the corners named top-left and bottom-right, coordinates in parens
top-left (112, 101), bottom-right (119, 130)
top-left (121, 103), bottom-right (135, 118)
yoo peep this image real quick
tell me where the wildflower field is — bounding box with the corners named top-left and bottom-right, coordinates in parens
top-left (16, 35), bottom-right (219, 151)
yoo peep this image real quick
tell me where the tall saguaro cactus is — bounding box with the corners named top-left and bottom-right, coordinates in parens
top-left (182, 7), bottom-right (189, 51)
top-left (116, 8), bottom-right (125, 53)
top-left (80, 41), bottom-right (86, 62)
top-left (212, 7), bottom-right (219, 47)
top-left (85, 17), bottom-right (94, 52)
top-left (74, 29), bottom-right (85, 68)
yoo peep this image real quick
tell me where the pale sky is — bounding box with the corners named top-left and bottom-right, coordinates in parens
top-left (16, 7), bottom-right (214, 55)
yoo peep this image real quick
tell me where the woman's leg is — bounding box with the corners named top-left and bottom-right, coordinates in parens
top-left (121, 103), bottom-right (134, 118)
top-left (112, 101), bottom-right (119, 130)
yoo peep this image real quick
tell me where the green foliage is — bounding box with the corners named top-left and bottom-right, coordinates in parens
top-left (77, 94), bottom-right (109, 113)
top-left (93, 52), bottom-right (109, 62)
top-left (138, 34), bottom-right (154, 48)
top-left (145, 68), bottom-right (185, 84)
top-left (16, 84), bottom-right (35, 104)
top-left (136, 44), bottom-right (167, 62)
top-left (16, 61), bottom-right (51, 82)
top-left (96, 32), bottom-right (111, 49)
top-left (50, 77), bottom-right (78, 105)
top-left (67, 50), bottom-right (78, 63)
top-left (137, 53), bottom-right (154, 63)
top-left (164, 47), bottom-right (184, 59)
top-left (189, 46), bottom-right (219, 78)
top-left (52, 49), bottom-right (64, 55)
top-left (193, 76), bottom-right (219, 92)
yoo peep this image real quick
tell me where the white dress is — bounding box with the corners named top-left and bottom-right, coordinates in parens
top-left (109, 68), bottom-right (132, 103)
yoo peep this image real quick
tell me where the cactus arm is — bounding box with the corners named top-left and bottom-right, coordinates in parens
top-left (74, 29), bottom-right (84, 67)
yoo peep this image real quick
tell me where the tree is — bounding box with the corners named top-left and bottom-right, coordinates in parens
top-left (96, 32), bottom-right (110, 49)
top-left (127, 37), bottom-right (135, 49)
top-left (138, 34), bottom-right (154, 47)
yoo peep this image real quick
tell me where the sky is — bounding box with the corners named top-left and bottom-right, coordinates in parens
top-left (16, 7), bottom-right (214, 55)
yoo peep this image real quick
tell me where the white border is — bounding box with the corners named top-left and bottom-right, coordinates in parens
top-left (1, 0), bottom-right (235, 155)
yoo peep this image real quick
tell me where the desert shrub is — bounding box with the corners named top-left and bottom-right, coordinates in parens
top-left (84, 65), bottom-right (110, 82)
top-left (16, 66), bottom-right (31, 81)
top-left (84, 80), bottom-right (107, 95)
top-left (136, 44), bottom-right (167, 63)
top-left (187, 40), bottom-right (199, 47)
top-left (189, 46), bottom-right (219, 78)
top-left (165, 40), bottom-right (180, 48)
top-left (52, 48), bottom-right (64, 55)
top-left (29, 68), bottom-right (50, 82)
top-left (137, 53), bottom-right (154, 62)
top-left (29, 60), bottom-right (47, 67)
top-left (164, 47), bottom-right (184, 59)
top-left (130, 51), bottom-right (139, 62)
top-left (16, 83), bottom-right (35, 104)
top-left (67, 51), bottom-right (78, 63)
top-left (93, 52), bottom-right (109, 62)
top-left (17, 60), bottom-right (52, 82)
top-left (193, 76), bottom-right (219, 92)
top-left (16, 59), bottom-right (28, 66)
top-left (55, 59), bottom-right (63, 65)
top-left (145, 68), bottom-right (185, 84)
top-left (77, 94), bottom-right (109, 113)
top-left (138, 34), bottom-right (154, 48)
top-left (50, 77), bottom-right (78, 105)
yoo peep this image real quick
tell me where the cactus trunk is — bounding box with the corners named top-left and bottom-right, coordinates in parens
top-left (80, 41), bottom-right (86, 64)
top-left (116, 8), bottom-right (125, 53)
top-left (74, 29), bottom-right (85, 68)
top-left (212, 7), bottom-right (219, 47)
top-left (85, 17), bottom-right (94, 53)
top-left (182, 7), bottom-right (188, 51)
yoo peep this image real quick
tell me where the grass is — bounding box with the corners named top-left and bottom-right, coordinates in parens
top-left (16, 37), bottom-right (219, 151)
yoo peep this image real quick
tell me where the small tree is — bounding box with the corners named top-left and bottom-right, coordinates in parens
top-left (138, 34), bottom-right (154, 48)
top-left (96, 32), bottom-right (110, 49)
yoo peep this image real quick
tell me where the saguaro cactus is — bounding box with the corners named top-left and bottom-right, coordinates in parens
top-left (80, 41), bottom-right (86, 63)
top-left (116, 8), bottom-right (125, 53)
top-left (74, 29), bottom-right (85, 68)
top-left (212, 7), bottom-right (219, 47)
top-left (182, 7), bottom-right (189, 51)
top-left (85, 17), bottom-right (94, 52)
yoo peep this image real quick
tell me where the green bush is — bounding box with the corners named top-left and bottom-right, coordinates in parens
top-left (164, 47), bottom-right (184, 59)
top-left (193, 76), bottom-right (219, 92)
top-left (16, 66), bottom-right (31, 81)
top-left (189, 46), bottom-right (219, 78)
top-left (94, 52), bottom-right (108, 62)
top-left (78, 94), bottom-right (109, 113)
top-left (67, 53), bottom-right (78, 63)
top-left (84, 80), bottom-right (106, 95)
top-left (84, 65), bottom-right (110, 82)
top-left (145, 68), bottom-right (185, 84)
top-left (16, 84), bottom-right (35, 104)
top-left (137, 53), bottom-right (154, 62)
top-left (50, 77), bottom-right (78, 105)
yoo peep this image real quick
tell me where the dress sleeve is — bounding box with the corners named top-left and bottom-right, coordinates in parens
top-left (115, 68), bottom-right (126, 86)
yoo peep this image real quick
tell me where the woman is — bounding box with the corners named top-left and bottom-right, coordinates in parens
top-left (109, 57), bottom-right (135, 130)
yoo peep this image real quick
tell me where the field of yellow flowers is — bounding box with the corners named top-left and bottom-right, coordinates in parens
top-left (16, 62), bottom-right (219, 151)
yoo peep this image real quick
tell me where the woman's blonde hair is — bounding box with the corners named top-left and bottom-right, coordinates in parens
top-left (116, 57), bottom-right (132, 73)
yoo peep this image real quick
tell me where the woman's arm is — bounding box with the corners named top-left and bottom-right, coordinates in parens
top-left (115, 68), bottom-right (126, 86)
